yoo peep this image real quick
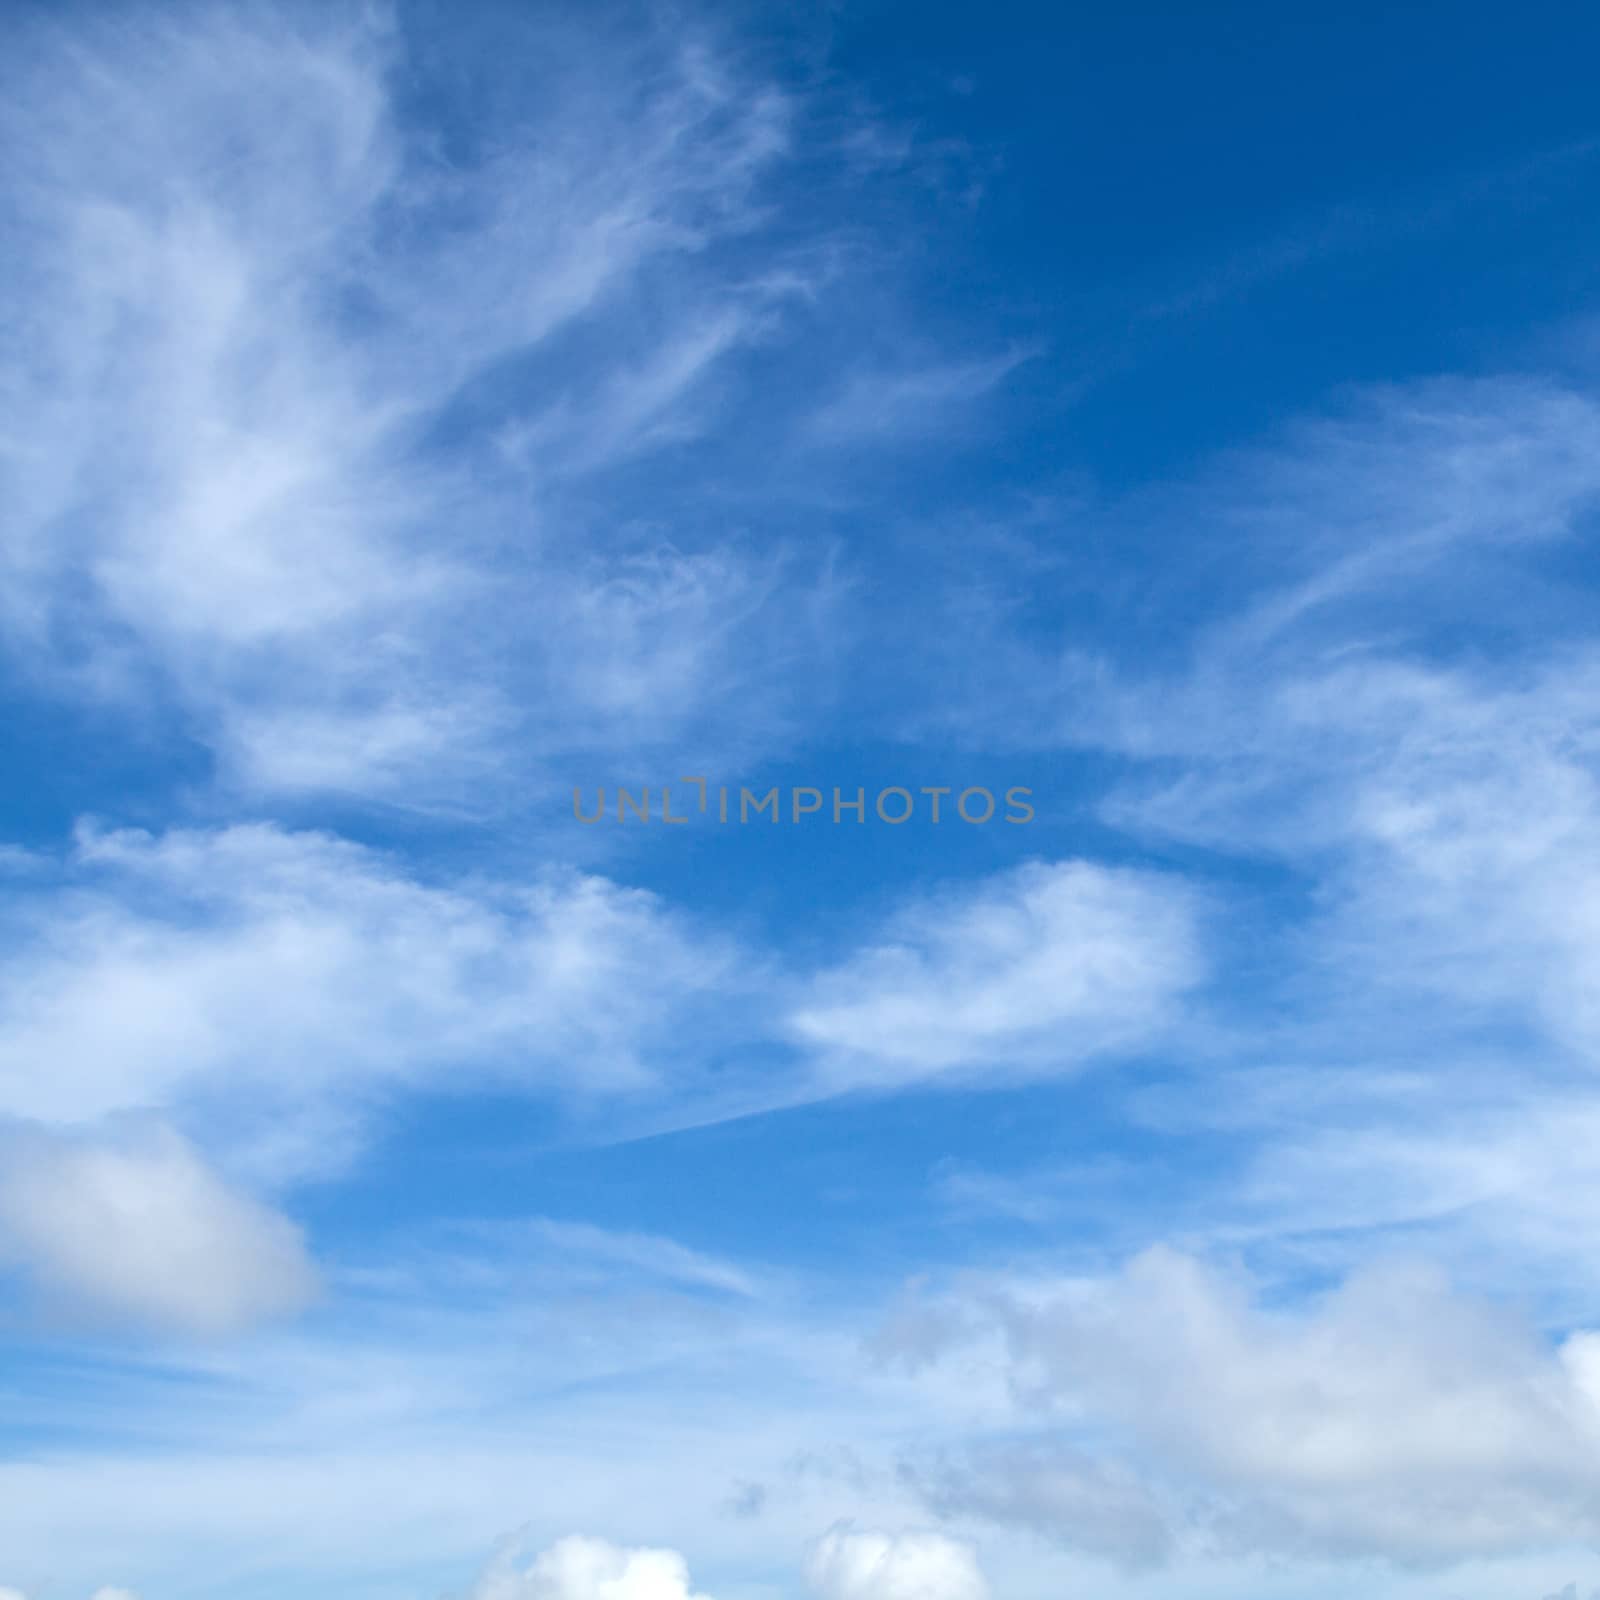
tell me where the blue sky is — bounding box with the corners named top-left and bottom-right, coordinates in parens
top-left (4, 3), bottom-right (1600, 1599)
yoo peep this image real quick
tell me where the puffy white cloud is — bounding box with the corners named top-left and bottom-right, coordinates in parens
top-left (790, 860), bottom-right (1203, 1088)
top-left (804, 1525), bottom-right (989, 1600)
top-left (892, 1247), bottom-right (1600, 1565)
top-left (0, 1124), bottom-right (316, 1335)
top-left (470, 1535), bottom-right (714, 1600)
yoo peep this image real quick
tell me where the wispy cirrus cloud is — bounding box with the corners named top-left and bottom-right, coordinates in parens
top-left (789, 860), bottom-right (1205, 1091)
top-left (801, 349), bottom-right (1034, 447)
top-left (12, 5), bottom-right (1600, 1597)
top-left (0, 831), bottom-right (1204, 1170)
top-left (898, 366), bottom-right (1600, 1225)
top-left (0, 4), bottom-right (891, 808)
top-left (0, 822), bottom-right (750, 1174)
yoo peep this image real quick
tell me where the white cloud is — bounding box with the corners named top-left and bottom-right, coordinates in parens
top-left (804, 351), bottom-right (1031, 446)
top-left (0, 1124), bottom-right (315, 1335)
top-left (0, 4), bottom-right (842, 805)
top-left (906, 1443), bottom-right (1174, 1570)
top-left (1174, 377), bottom-right (1600, 671)
top-left (1218, 1089), bottom-right (1600, 1323)
top-left (470, 1535), bottom-right (715, 1600)
top-left (0, 823), bottom-right (743, 1169)
top-left (0, 832), bottom-right (1213, 1175)
top-left (1006, 378), bottom-right (1600, 1079)
top-left (1111, 650), bottom-right (1600, 1051)
top-left (804, 1525), bottom-right (989, 1600)
top-left (900, 371), bottom-right (1600, 1326)
top-left (0, 1591), bottom-right (140, 1600)
top-left (0, 1204), bottom-right (1009, 1592)
top-left (891, 1248), bottom-right (1600, 1565)
top-left (516, 1220), bottom-right (762, 1300)
top-left (790, 860), bottom-right (1203, 1089)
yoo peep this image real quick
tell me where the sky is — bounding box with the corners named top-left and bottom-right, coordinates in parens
top-left (3, 1), bottom-right (1600, 1597)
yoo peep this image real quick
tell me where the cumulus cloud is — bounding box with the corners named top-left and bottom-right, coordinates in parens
top-left (0, 1124), bottom-right (316, 1335)
top-left (804, 1525), bottom-right (989, 1600)
top-left (469, 1529), bottom-right (991, 1600)
top-left (789, 860), bottom-right (1203, 1089)
top-left (891, 1247), bottom-right (1600, 1565)
top-left (470, 1535), bottom-right (715, 1600)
